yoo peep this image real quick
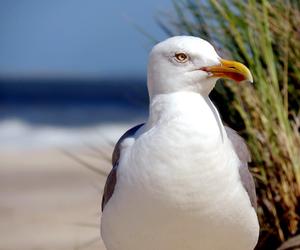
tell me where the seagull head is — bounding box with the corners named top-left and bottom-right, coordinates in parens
top-left (147, 36), bottom-right (252, 98)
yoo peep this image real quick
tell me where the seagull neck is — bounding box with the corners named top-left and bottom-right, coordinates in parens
top-left (146, 91), bottom-right (224, 134)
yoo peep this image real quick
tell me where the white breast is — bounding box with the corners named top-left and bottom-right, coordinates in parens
top-left (101, 92), bottom-right (259, 250)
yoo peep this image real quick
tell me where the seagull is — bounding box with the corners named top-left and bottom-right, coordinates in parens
top-left (101, 36), bottom-right (259, 250)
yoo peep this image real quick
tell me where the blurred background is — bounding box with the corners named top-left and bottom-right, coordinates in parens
top-left (0, 1), bottom-right (170, 249)
top-left (1, 1), bottom-right (300, 250)
top-left (0, 0), bottom-right (173, 150)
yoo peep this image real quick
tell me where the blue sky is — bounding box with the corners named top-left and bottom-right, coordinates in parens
top-left (0, 0), bottom-right (172, 78)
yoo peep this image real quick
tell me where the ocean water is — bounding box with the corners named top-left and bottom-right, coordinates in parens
top-left (0, 78), bottom-right (148, 150)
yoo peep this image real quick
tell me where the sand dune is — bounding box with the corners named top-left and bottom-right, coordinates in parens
top-left (0, 147), bottom-right (111, 250)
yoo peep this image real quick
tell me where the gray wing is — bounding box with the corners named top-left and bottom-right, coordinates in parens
top-left (101, 123), bottom-right (144, 211)
top-left (225, 126), bottom-right (257, 209)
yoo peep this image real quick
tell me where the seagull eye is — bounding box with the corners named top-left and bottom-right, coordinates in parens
top-left (175, 52), bottom-right (189, 63)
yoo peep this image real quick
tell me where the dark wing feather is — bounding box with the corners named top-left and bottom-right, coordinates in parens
top-left (225, 126), bottom-right (257, 209)
top-left (101, 123), bottom-right (144, 211)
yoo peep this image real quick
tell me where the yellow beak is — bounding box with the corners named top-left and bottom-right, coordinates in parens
top-left (200, 59), bottom-right (253, 83)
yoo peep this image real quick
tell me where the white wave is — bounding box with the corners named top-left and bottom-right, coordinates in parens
top-left (0, 119), bottom-right (140, 150)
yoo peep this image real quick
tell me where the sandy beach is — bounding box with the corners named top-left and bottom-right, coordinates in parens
top-left (0, 146), bottom-right (112, 250)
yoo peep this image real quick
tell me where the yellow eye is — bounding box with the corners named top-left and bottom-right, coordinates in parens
top-left (175, 52), bottom-right (188, 62)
